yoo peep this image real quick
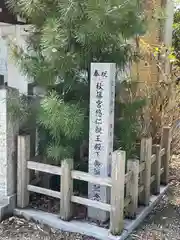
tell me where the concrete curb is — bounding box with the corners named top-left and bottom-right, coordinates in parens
top-left (14, 185), bottom-right (168, 240)
top-left (0, 194), bottom-right (16, 221)
top-left (0, 201), bottom-right (9, 221)
top-left (117, 185), bottom-right (169, 240)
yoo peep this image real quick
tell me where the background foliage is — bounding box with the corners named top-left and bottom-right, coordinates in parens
top-left (7, 0), bottom-right (146, 164)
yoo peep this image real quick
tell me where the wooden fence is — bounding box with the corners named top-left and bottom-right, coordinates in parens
top-left (17, 127), bottom-right (171, 235)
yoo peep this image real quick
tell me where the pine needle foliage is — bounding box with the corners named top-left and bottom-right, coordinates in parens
top-left (38, 91), bottom-right (85, 161)
top-left (115, 81), bottom-right (146, 159)
top-left (6, 0), bottom-right (145, 162)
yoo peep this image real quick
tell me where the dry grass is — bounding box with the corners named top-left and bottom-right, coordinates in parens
top-left (132, 37), bottom-right (180, 152)
top-left (139, 81), bottom-right (180, 142)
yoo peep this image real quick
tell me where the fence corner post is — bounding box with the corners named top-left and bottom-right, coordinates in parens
top-left (110, 150), bottom-right (125, 235)
top-left (126, 159), bottom-right (139, 219)
top-left (139, 137), bottom-right (152, 206)
top-left (17, 135), bottom-right (30, 208)
top-left (161, 127), bottom-right (171, 185)
top-left (60, 158), bottom-right (73, 221)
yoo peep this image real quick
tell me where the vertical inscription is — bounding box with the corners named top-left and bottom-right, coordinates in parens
top-left (88, 63), bottom-right (116, 221)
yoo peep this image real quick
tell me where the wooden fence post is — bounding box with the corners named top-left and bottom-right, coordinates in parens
top-left (17, 135), bottom-right (30, 208)
top-left (110, 150), bottom-right (125, 235)
top-left (139, 137), bottom-right (152, 206)
top-left (161, 127), bottom-right (171, 185)
top-left (151, 145), bottom-right (161, 194)
top-left (126, 159), bottom-right (139, 219)
top-left (60, 159), bottom-right (73, 220)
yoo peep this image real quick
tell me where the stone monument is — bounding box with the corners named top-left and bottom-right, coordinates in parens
top-left (0, 37), bottom-right (8, 84)
top-left (88, 63), bottom-right (116, 221)
top-left (0, 86), bottom-right (18, 219)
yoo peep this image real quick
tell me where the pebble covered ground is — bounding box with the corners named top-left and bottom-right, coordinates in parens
top-left (0, 216), bottom-right (96, 240)
top-left (0, 155), bottom-right (180, 240)
top-left (127, 154), bottom-right (180, 240)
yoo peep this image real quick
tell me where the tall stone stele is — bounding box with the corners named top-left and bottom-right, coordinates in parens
top-left (0, 86), bottom-right (18, 208)
top-left (88, 63), bottom-right (116, 222)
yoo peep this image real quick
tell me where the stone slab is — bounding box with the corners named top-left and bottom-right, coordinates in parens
top-left (88, 63), bottom-right (116, 221)
top-left (0, 87), bottom-right (19, 197)
top-left (14, 185), bottom-right (168, 240)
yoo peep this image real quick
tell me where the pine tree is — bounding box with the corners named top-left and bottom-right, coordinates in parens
top-left (7, 0), bottom-right (145, 163)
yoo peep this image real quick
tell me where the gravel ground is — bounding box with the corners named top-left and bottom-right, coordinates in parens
top-left (127, 154), bottom-right (180, 240)
top-left (0, 155), bottom-right (180, 240)
top-left (0, 216), bottom-right (96, 240)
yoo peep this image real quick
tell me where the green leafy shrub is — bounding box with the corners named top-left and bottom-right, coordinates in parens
top-left (7, 0), bottom-right (145, 163)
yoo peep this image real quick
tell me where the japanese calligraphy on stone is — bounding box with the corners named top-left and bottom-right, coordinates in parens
top-left (88, 63), bottom-right (116, 210)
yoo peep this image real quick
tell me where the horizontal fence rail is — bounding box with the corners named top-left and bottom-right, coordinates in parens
top-left (71, 170), bottom-right (112, 187)
top-left (17, 126), bottom-right (171, 236)
top-left (28, 161), bottom-right (62, 175)
top-left (71, 196), bottom-right (111, 212)
top-left (27, 185), bottom-right (61, 199)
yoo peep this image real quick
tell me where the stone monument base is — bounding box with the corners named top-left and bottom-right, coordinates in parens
top-left (0, 194), bottom-right (16, 221)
